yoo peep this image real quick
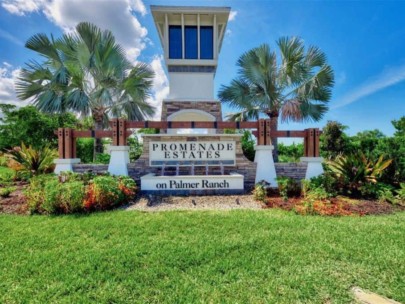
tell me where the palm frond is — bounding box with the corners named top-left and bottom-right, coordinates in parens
top-left (25, 33), bottom-right (62, 63)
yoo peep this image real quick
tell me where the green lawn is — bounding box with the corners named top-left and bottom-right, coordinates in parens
top-left (1, 210), bottom-right (404, 303)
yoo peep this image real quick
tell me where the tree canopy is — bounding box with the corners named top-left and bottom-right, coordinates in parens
top-left (15, 22), bottom-right (155, 128)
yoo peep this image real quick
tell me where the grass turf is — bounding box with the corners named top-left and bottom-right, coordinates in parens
top-left (1, 210), bottom-right (404, 303)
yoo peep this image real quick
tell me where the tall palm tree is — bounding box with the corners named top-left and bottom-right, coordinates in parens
top-left (218, 37), bottom-right (334, 161)
top-left (16, 22), bottom-right (155, 154)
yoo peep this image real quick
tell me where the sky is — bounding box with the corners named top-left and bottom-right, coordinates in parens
top-left (0, 0), bottom-right (404, 137)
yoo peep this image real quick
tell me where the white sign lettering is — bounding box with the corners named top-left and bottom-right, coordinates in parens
top-left (141, 173), bottom-right (244, 191)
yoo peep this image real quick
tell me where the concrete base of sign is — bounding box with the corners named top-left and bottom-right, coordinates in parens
top-left (300, 157), bottom-right (324, 179)
top-left (108, 146), bottom-right (130, 176)
top-left (254, 145), bottom-right (278, 187)
top-left (140, 173), bottom-right (244, 194)
top-left (54, 158), bottom-right (81, 174)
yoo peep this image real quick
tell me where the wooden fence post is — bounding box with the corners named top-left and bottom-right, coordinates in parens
top-left (265, 119), bottom-right (271, 145)
top-left (258, 119), bottom-right (265, 145)
top-left (111, 119), bottom-right (119, 146)
top-left (64, 128), bottom-right (73, 159)
top-left (314, 128), bottom-right (321, 157)
top-left (58, 128), bottom-right (65, 159)
top-left (118, 119), bottom-right (127, 146)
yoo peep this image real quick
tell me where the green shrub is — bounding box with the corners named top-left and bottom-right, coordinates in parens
top-left (396, 183), bottom-right (405, 202)
top-left (278, 143), bottom-right (304, 163)
top-left (84, 176), bottom-right (125, 211)
top-left (358, 182), bottom-right (393, 200)
top-left (26, 174), bottom-right (136, 214)
top-left (302, 174), bottom-right (338, 198)
top-left (42, 180), bottom-right (85, 214)
top-left (253, 181), bottom-right (269, 202)
top-left (0, 155), bottom-right (8, 167)
top-left (94, 153), bottom-right (110, 164)
top-left (0, 105), bottom-right (78, 150)
top-left (276, 176), bottom-right (300, 201)
top-left (0, 167), bottom-right (15, 184)
top-left (241, 130), bottom-right (256, 161)
top-left (0, 186), bottom-right (16, 198)
top-left (25, 175), bottom-right (57, 213)
top-left (377, 188), bottom-right (397, 205)
top-left (320, 121), bottom-right (352, 159)
top-left (76, 138), bottom-right (94, 163)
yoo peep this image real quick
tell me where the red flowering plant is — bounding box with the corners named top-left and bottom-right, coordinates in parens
top-left (84, 175), bottom-right (137, 211)
top-left (118, 176), bottom-right (137, 199)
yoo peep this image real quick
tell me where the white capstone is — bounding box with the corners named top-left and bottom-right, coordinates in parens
top-left (54, 158), bottom-right (80, 175)
top-left (108, 146), bottom-right (130, 176)
top-left (300, 157), bottom-right (324, 179)
top-left (254, 145), bottom-right (278, 187)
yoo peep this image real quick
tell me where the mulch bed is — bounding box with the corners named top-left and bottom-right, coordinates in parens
top-left (0, 182), bottom-right (29, 215)
top-left (264, 194), bottom-right (405, 216)
top-left (1, 182), bottom-right (404, 216)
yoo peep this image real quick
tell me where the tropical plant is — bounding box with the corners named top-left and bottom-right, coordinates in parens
top-left (219, 37), bottom-right (334, 161)
top-left (326, 153), bottom-right (392, 195)
top-left (7, 143), bottom-right (57, 175)
top-left (15, 22), bottom-right (155, 154)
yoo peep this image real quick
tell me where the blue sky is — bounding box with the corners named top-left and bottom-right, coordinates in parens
top-left (0, 0), bottom-right (404, 136)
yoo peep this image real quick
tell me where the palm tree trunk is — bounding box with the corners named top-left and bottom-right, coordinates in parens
top-left (267, 110), bottom-right (279, 162)
top-left (92, 109), bottom-right (105, 161)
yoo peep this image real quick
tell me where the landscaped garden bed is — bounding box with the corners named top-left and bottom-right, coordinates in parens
top-left (264, 194), bottom-right (404, 216)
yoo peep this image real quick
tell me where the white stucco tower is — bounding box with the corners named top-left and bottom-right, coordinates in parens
top-left (151, 6), bottom-right (230, 132)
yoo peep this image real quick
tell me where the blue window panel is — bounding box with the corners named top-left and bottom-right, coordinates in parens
top-left (185, 26), bottom-right (198, 59)
top-left (200, 26), bottom-right (213, 59)
top-left (169, 26), bottom-right (182, 59)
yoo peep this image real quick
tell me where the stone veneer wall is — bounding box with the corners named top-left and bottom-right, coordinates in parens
top-left (161, 100), bottom-right (222, 126)
top-left (72, 144), bottom-right (308, 190)
top-left (275, 163), bottom-right (308, 181)
top-left (128, 134), bottom-right (257, 191)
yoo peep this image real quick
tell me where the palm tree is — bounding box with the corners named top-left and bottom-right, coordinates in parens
top-left (218, 37), bottom-right (334, 161)
top-left (16, 22), bottom-right (155, 154)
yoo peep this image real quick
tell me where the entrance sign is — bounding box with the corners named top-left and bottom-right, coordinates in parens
top-left (149, 141), bottom-right (236, 166)
top-left (141, 173), bottom-right (244, 191)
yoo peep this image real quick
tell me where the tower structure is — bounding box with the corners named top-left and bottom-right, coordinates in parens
top-left (151, 5), bottom-right (230, 132)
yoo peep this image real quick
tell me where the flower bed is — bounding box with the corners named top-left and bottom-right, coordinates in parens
top-left (25, 173), bottom-right (137, 214)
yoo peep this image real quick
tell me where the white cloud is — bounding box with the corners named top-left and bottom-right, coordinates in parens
top-left (3, 0), bottom-right (148, 63)
top-left (2, 0), bottom-right (170, 117)
top-left (147, 55), bottom-right (169, 120)
top-left (43, 0), bottom-right (148, 63)
top-left (228, 10), bottom-right (238, 21)
top-left (0, 63), bottom-right (25, 106)
top-left (129, 0), bottom-right (147, 16)
top-left (333, 64), bottom-right (405, 109)
top-left (1, 0), bottom-right (45, 16)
